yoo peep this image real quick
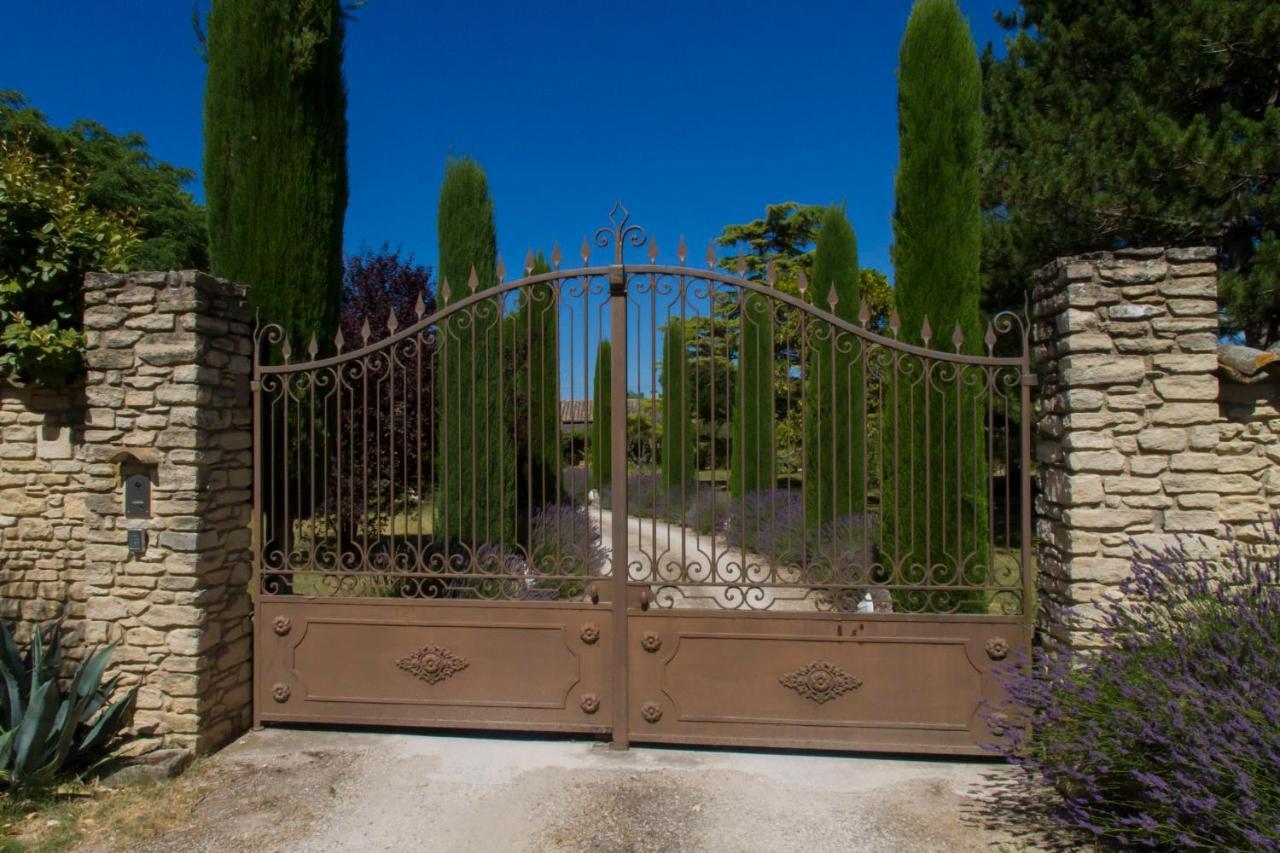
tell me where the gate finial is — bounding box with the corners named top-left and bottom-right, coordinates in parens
top-left (594, 201), bottom-right (647, 264)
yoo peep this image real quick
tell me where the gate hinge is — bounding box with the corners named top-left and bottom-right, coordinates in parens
top-left (608, 265), bottom-right (627, 297)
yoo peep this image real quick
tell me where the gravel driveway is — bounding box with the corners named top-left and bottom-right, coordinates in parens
top-left (79, 728), bottom-right (1030, 852)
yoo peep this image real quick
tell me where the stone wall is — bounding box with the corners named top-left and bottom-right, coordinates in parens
top-left (0, 384), bottom-right (87, 632)
top-left (1218, 380), bottom-right (1280, 542)
top-left (1032, 247), bottom-right (1238, 648)
top-left (0, 270), bottom-right (253, 753)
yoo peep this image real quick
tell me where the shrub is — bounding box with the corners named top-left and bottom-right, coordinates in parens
top-left (723, 490), bottom-right (807, 566)
top-left (0, 137), bottom-right (141, 386)
top-left (526, 504), bottom-right (607, 599)
top-left (0, 622), bottom-right (137, 790)
top-left (685, 487), bottom-right (730, 536)
top-left (559, 467), bottom-right (591, 507)
top-left (993, 533), bottom-right (1280, 850)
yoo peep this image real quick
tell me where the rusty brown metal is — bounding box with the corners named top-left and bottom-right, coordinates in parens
top-left (251, 206), bottom-right (1034, 754)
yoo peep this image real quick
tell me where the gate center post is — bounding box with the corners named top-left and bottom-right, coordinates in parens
top-left (608, 263), bottom-right (631, 749)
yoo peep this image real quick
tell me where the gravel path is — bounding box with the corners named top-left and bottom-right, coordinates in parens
top-left (91, 728), bottom-right (1029, 852)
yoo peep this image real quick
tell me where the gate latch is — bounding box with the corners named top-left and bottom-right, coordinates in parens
top-left (608, 265), bottom-right (627, 297)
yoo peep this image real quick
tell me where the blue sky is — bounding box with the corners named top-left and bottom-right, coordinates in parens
top-left (1, 0), bottom-right (1012, 282)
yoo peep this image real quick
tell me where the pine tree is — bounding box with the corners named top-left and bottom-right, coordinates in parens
top-left (982, 0), bottom-right (1280, 343)
top-left (516, 252), bottom-right (559, 512)
top-left (203, 0), bottom-right (347, 346)
top-left (804, 206), bottom-right (863, 526)
top-left (662, 319), bottom-right (695, 490)
top-left (435, 158), bottom-right (515, 547)
top-left (887, 0), bottom-right (988, 607)
top-left (590, 340), bottom-right (612, 489)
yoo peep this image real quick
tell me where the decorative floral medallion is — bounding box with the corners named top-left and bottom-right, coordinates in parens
top-left (272, 615), bottom-right (292, 636)
top-left (580, 623), bottom-right (600, 645)
top-left (271, 682), bottom-right (291, 703)
top-left (985, 637), bottom-right (1009, 661)
top-left (640, 631), bottom-right (662, 653)
top-left (580, 693), bottom-right (600, 714)
top-left (779, 660), bottom-right (862, 704)
top-left (396, 643), bottom-right (469, 685)
top-left (640, 701), bottom-right (663, 723)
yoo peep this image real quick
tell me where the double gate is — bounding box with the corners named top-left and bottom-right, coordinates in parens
top-left (252, 206), bottom-right (1033, 754)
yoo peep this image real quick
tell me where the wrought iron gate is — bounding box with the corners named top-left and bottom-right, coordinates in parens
top-left (252, 205), bottom-right (1033, 754)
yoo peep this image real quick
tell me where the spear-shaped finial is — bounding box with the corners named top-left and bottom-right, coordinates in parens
top-left (334, 326), bottom-right (345, 353)
top-left (888, 310), bottom-right (901, 337)
top-left (705, 241), bottom-right (717, 269)
top-left (827, 283), bottom-right (839, 310)
top-left (280, 336), bottom-right (292, 362)
top-left (676, 235), bottom-right (688, 265)
top-left (307, 333), bottom-right (318, 360)
top-left (951, 320), bottom-right (964, 352)
top-left (735, 248), bottom-right (747, 276)
top-left (766, 259), bottom-right (777, 285)
top-left (797, 268), bottom-right (809, 296)
top-left (984, 321), bottom-right (998, 354)
top-left (551, 242), bottom-right (562, 270)
top-left (360, 317), bottom-right (371, 345)
top-left (920, 314), bottom-right (933, 346)
top-left (415, 292), bottom-right (426, 320)
top-left (496, 255), bottom-right (507, 282)
top-left (387, 307), bottom-right (399, 335)
top-left (467, 265), bottom-right (480, 294)
top-left (647, 237), bottom-right (659, 263)
top-left (524, 249), bottom-right (535, 276)
top-left (580, 237), bottom-right (590, 266)
top-left (857, 299), bottom-right (871, 328)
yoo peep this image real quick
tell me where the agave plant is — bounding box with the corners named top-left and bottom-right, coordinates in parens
top-left (0, 622), bottom-right (137, 789)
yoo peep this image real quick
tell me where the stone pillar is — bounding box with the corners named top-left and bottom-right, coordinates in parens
top-left (1032, 247), bottom-right (1219, 649)
top-left (81, 270), bottom-right (253, 752)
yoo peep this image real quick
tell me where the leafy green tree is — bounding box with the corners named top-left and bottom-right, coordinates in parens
top-left (435, 158), bottom-right (514, 547)
top-left (661, 319), bottom-right (695, 490)
top-left (981, 0), bottom-right (1280, 344)
top-left (1, 91), bottom-right (206, 271)
top-left (515, 251), bottom-right (559, 511)
top-left (887, 0), bottom-right (988, 604)
top-left (0, 138), bottom-right (141, 385)
top-left (590, 339), bottom-right (612, 489)
top-left (203, 0), bottom-right (348, 347)
top-left (805, 206), bottom-right (863, 526)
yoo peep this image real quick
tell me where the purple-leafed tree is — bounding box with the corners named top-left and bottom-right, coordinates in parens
top-left (327, 245), bottom-right (436, 565)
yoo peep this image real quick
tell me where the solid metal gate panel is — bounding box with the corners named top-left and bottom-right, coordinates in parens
top-left (251, 205), bottom-right (1034, 754)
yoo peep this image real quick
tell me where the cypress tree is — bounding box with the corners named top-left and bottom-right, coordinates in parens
top-left (435, 158), bottom-right (515, 547)
top-left (661, 319), bottom-right (695, 490)
top-left (886, 0), bottom-right (988, 606)
top-left (204, 0), bottom-right (347, 346)
top-left (730, 291), bottom-right (773, 497)
top-left (805, 206), bottom-right (863, 527)
top-left (516, 252), bottom-right (559, 510)
top-left (590, 340), bottom-right (612, 489)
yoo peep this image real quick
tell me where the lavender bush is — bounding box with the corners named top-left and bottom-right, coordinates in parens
top-left (993, 531), bottom-right (1280, 850)
top-left (526, 503), bottom-right (607, 599)
top-left (723, 491), bottom-right (875, 610)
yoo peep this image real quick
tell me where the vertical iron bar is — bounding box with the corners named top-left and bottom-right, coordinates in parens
top-left (1020, 352), bottom-right (1034, 628)
top-left (608, 266), bottom-right (630, 750)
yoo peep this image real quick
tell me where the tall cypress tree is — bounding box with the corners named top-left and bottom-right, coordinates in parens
top-left (805, 206), bottom-right (863, 527)
top-left (730, 291), bottom-right (773, 497)
top-left (435, 158), bottom-right (514, 547)
top-left (661, 319), bottom-right (695, 490)
top-left (204, 0), bottom-right (347, 346)
top-left (590, 340), bottom-right (612, 489)
top-left (887, 0), bottom-right (988, 606)
top-left (516, 252), bottom-right (558, 511)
